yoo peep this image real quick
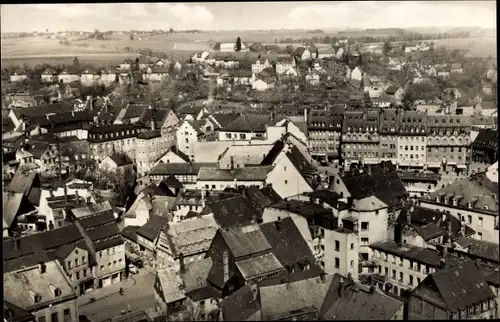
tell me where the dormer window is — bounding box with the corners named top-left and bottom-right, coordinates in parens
top-left (54, 288), bottom-right (62, 297)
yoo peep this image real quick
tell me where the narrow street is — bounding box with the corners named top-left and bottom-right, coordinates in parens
top-left (78, 269), bottom-right (156, 322)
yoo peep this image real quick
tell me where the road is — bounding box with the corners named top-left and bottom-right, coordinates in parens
top-left (78, 270), bottom-right (156, 322)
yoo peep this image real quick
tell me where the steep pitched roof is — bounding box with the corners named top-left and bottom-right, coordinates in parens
top-left (339, 163), bottom-right (408, 208)
top-left (201, 196), bottom-right (262, 228)
top-left (220, 223), bottom-right (272, 258)
top-left (221, 284), bottom-right (260, 321)
top-left (286, 145), bottom-right (319, 189)
top-left (319, 274), bottom-right (404, 320)
top-left (413, 260), bottom-right (495, 312)
top-left (108, 153), bottom-right (134, 167)
top-left (220, 114), bottom-right (272, 133)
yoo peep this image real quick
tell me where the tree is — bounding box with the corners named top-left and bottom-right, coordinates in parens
top-left (382, 41), bottom-right (392, 56)
top-left (169, 28), bottom-right (175, 33)
top-left (73, 57), bottom-right (80, 69)
top-left (236, 37), bottom-right (242, 52)
top-left (129, 33), bottom-right (134, 40)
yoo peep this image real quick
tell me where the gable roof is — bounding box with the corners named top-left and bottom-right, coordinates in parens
top-left (319, 274), bottom-right (404, 320)
top-left (108, 153), bottom-right (133, 167)
top-left (414, 260), bottom-right (495, 312)
top-left (221, 284), bottom-right (260, 321)
top-left (339, 162), bottom-right (408, 208)
top-left (220, 114), bottom-right (272, 133)
top-left (244, 185), bottom-right (282, 210)
top-left (201, 196), bottom-right (262, 228)
top-left (286, 145), bottom-right (319, 189)
top-left (220, 223), bottom-right (272, 258)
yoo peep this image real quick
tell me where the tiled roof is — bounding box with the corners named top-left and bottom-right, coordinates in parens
top-left (220, 223), bottom-right (272, 258)
top-left (413, 260), bottom-right (495, 312)
top-left (198, 166), bottom-right (272, 182)
top-left (370, 241), bottom-right (442, 267)
top-left (12, 103), bottom-right (73, 119)
top-left (209, 113), bottom-right (239, 129)
top-left (138, 108), bottom-right (169, 130)
top-left (78, 211), bottom-right (116, 230)
top-left (84, 223), bottom-right (121, 242)
top-left (149, 163), bottom-right (208, 176)
top-left (72, 201), bottom-right (113, 219)
top-left (137, 215), bottom-right (169, 241)
top-left (158, 175), bottom-right (183, 190)
top-left (3, 192), bottom-right (25, 228)
top-left (286, 145), bottom-right (319, 189)
top-left (4, 300), bottom-right (36, 322)
top-left (121, 226), bottom-right (140, 242)
top-left (244, 186), bottom-right (282, 210)
top-left (202, 196), bottom-right (262, 228)
top-left (166, 214), bottom-right (219, 257)
top-left (4, 260), bottom-right (77, 311)
top-left (221, 284), bottom-right (261, 321)
top-left (220, 114), bottom-right (272, 133)
top-left (267, 199), bottom-right (332, 219)
top-left (339, 162), bottom-right (408, 208)
top-left (108, 153), bottom-right (134, 167)
top-left (464, 238), bottom-right (499, 262)
top-left (319, 274), bottom-right (404, 320)
top-left (426, 172), bottom-right (498, 214)
top-left (235, 252), bottom-right (284, 280)
top-left (156, 268), bottom-right (186, 304)
top-left (259, 274), bottom-right (334, 320)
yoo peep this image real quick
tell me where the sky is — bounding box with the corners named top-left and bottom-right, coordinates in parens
top-left (1, 1), bottom-right (496, 33)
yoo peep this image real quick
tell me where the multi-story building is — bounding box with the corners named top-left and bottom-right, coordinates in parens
top-left (176, 120), bottom-right (205, 159)
top-left (471, 128), bottom-right (498, 165)
top-left (58, 242), bottom-right (95, 295)
top-left (379, 109), bottom-right (400, 164)
top-left (251, 58), bottom-right (272, 74)
top-left (409, 260), bottom-right (497, 319)
top-left (4, 261), bottom-right (79, 322)
top-left (308, 108), bottom-right (344, 162)
top-left (275, 56), bottom-right (296, 75)
top-left (370, 241), bottom-right (441, 296)
top-left (398, 171), bottom-right (441, 198)
top-left (87, 123), bottom-right (146, 163)
top-left (397, 111), bottom-right (427, 170)
top-left (136, 126), bottom-right (176, 176)
top-left (341, 109), bottom-right (380, 166)
top-left (418, 171), bottom-right (499, 244)
top-left (426, 115), bottom-right (471, 174)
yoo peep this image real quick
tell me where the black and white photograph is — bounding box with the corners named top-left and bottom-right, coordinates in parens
top-left (1, 1), bottom-right (498, 321)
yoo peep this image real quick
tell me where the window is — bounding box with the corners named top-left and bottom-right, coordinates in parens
top-left (335, 257), bottom-right (340, 268)
top-left (361, 222), bottom-right (369, 230)
top-left (108, 263), bottom-right (111, 268)
top-left (478, 232), bottom-right (483, 240)
top-left (335, 240), bottom-right (340, 251)
top-left (113, 260), bottom-right (117, 266)
top-left (51, 312), bottom-right (58, 322)
top-left (409, 275), bottom-right (414, 285)
top-left (361, 238), bottom-right (369, 246)
top-left (350, 243), bottom-right (354, 250)
top-left (399, 272), bottom-right (404, 282)
top-left (69, 274), bottom-right (72, 281)
top-left (100, 265), bottom-right (104, 270)
top-left (385, 267), bottom-right (388, 276)
top-left (185, 138), bottom-right (189, 143)
top-left (83, 269), bottom-right (87, 277)
top-left (417, 277), bottom-right (421, 284)
top-left (75, 258), bottom-right (79, 266)
top-left (478, 217), bottom-right (483, 227)
top-left (67, 261), bottom-right (72, 269)
top-left (284, 180), bottom-right (288, 184)
top-left (39, 317), bottom-right (46, 322)
top-left (350, 260), bottom-right (354, 268)
top-left (99, 251), bottom-right (103, 258)
top-left (82, 256), bottom-right (86, 264)
top-left (468, 215), bottom-right (472, 224)
top-left (392, 269), bottom-right (396, 279)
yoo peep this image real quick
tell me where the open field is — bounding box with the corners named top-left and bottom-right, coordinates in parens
top-left (432, 37), bottom-right (496, 58)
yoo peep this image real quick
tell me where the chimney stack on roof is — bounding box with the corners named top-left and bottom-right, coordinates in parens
top-left (275, 217), bottom-right (281, 231)
top-left (338, 277), bottom-right (345, 298)
top-left (223, 251), bottom-right (229, 284)
top-left (179, 252), bottom-right (185, 274)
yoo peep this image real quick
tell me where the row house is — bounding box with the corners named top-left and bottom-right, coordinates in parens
top-left (397, 111), bottom-right (427, 169)
top-left (426, 115), bottom-right (471, 173)
top-left (9, 70), bottom-right (29, 83)
top-left (370, 241), bottom-right (440, 296)
top-left (87, 123), bottom-right (146, 163)
top-left (418, 171), bottom-right (499, 244)
top-left (307, 108), bottom-right (344, 162)
top-left (379, 109), bottom-right (400, 164)
top-left (57, 69), bottom-right (81, 84)
top-left (341, 109), bottom-right (380, 166)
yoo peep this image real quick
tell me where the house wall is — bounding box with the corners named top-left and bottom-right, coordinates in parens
top-left (90, 137), bottom-right (137, 163)
top-left (351, 68), bottom-right (363, 81)
top-left (156, 151), bottom-right (188, 166)
top-left (321, 229), bottom-right (359, 279)
top-left (418, 200), bottom-right (498, 244)
top-left (397, 136), bottom-right (427, 167)
top-left (176, 122), bottom-right (199, 158)
top-left (265, 156), bottom-right (313, 199)
top-left (10, 75), bottom-right (28, 82)
top-left (41, 75), bottom-right (55, 83)
top-left (251, 61), bottom-right (271, 74)
top-left (372, 250), bottom-right (437, 297)
top-left (252, 80), bottom-right (269, 91)
top-left (63, 247), bottom-right (92, 293)
top-left (354, 208), bottom-right (390, 256)
top-left (276, 62), bottom-right (295, 75)
top-left (136, 136), bottom-right (175, 176)
top-left (33, 299), bottom-right (78, 322)
top-left (426, 134), bottom-right (469, 168)
top-left (125, 199), bottom-right (151, 227)
top-left (172, 204), bottom-right (204, 222)
top-left (191, 297), bottom-right (219, 321)
top-left (95, 243), bottom-right (126, 288)
top-left (218, 131), bottom-right (265, 141)
top-left (58, 74), bottom-right (81, 84)
top-left (261, 208), bottom-right (314, 250)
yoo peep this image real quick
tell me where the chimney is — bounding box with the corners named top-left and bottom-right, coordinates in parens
top-left (87, 96), bottom-right (92, 110)
top-left (347, 196), bottom-right (353, 208)
top-left (151, 119), bottom-right (155, 131)
top-left (230, 156), bottom-right (235, 171)
top-left (338, 277), bottom-right (345, 297)
top-left (442, 245), bottom-right (448, 259)
top-left (179, 252), bottom-right (185, 274)
top-left (223, 251), bottom-right (229, 283)
top-left (39, 262), bottom-right (46, 274)
top-left (275, 217), bottom-right (281, 231)
top-left (304, 108), bottom-right (308, 122)
top-left (320, 272), bottom-right (326, 283)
